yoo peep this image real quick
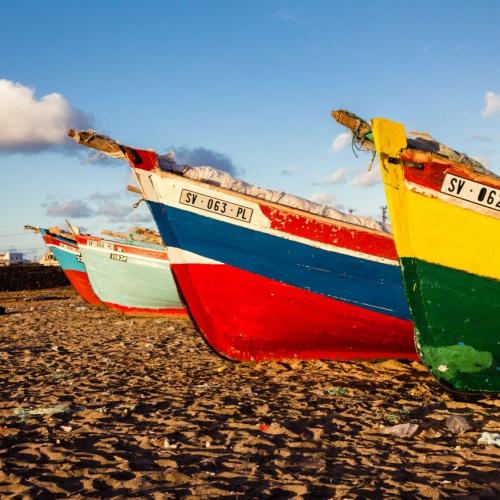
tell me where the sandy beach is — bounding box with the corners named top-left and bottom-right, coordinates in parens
top-left (0, 287), bottom-right (499, 498)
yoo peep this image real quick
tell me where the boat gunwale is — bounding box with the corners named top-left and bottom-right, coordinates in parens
top-left (142, 167), bottom-right (395, 242)
top-left (400, 151), bottom-right (500, 189)
top-left (77, 233), bottom-right (169, 259)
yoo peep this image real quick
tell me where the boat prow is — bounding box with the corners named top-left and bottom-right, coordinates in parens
top-left (28, 224), bottom-right (102, 305)
top-left (332, 110), bottom-right (500, 393)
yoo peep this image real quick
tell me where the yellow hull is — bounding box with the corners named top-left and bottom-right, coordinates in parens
top-left (372, 118), bottom-right (500, 282)
top-left (371, 117), bottom-right (500, 392)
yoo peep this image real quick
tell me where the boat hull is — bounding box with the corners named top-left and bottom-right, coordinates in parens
top-left (373, 117), bottom-right (500, 392)
top-left (77, 235), bottom-right (186, 317)
top-left (132, 166), bottom-right (416, 361)
top-left (41, 232), bottom-right (101, 305)
top-left (172, 260), bottom-right (415, 361)
top-left (402, 257), bottom-right (500, 392)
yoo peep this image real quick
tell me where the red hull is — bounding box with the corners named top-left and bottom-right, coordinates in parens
top-left (172, 263), bottom-right (417, 361)
top-left (103, 301), bottom-right (187, 317)
top-left (64, 269), bottom-right (101, 306)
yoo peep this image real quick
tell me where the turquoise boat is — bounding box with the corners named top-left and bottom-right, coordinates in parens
top-left (76, 233), bottom-right (186, 316)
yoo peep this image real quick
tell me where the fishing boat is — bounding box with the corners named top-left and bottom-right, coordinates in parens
top-left (74, 228), bottom-right (186, 317)
top-left (25, 225), bottom-right (101, 305)
top-left (68, 129), bottom-right (417, 361)
top-left (332, 110), bottom-right (500, 393)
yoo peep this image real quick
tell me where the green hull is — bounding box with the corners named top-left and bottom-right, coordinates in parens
top-left (401, 257), bottom-right (500, 392)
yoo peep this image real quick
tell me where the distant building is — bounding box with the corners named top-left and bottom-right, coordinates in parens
top-left (39, 249), bottom-right (59, 266)
top-left (0, 251), bottom-right (25, 266)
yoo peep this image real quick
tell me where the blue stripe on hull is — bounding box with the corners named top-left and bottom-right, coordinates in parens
top-left (147, 201), bottom-right (411, 321)
top-left (39, 228), bottom-right (85, 273)
top-left (49, 245), bottom-right (85, 273)
top-left (39, 228), bottom-right (84, 273)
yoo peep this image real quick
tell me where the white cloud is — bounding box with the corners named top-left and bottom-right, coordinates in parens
top-left (482, 91), bottom-right (500, 118)
top-left (45, 200), bottom-right (94, 218)
top-left (331, 132), bottom-right (351, 153)
top-left (275, 9), bottom-right (307, 25)
top-left (95, 200), bottom-right (133, 221)
top-left (43, 193), bottom-right (154, 225)
top-left (451, 44), bottom-right (466, 54)
top-left (310, 192), bottom-right (337, 206)
top-left (324, 168), bottom-right (349, 185)
top-left (351, 168), bottom-right (382, 188)
top-left (170, 146), bottom-right (243, 175)
top-left (0, 79), bottom-right (92, 152)
top-left (126, 211), bottom-right (153, 224)
top-left (312, 167), bottom-right (349, 186)
top-left (88, 191), bottom-right (123, 202)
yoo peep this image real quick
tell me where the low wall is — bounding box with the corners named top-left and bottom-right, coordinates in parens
top-left (0, 265), bottom-right (69, 291)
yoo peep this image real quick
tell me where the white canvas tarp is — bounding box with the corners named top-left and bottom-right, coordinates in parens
top-left (158, 154), bottom-right (388, 233)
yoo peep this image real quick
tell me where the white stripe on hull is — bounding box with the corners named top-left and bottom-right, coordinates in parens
top-left (166, 246), bottom-right (222, 265)
top-left (133, 168), bottom-right (398, 267)
top-left (46, 242), bottom-right (79, 256)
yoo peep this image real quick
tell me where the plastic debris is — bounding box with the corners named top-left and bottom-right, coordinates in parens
top-left (446, 415), bottom-right (471, 434)
top-left (60, 425), bottom-right (73, 433)
top-left (163, 438), bottom-right (178, 449)
top-left (259, 422), bottom-right (288, 435)
top-left (477, 432), bottom-right (500, 447)
top-left (14, 403), bottom-right (71, 421)
top-left (382, 423), bottom-right (419, 438)
top-left (324, 387), bottom-right (348, 396)
top-left (381, 413), bottom-right (401, 425)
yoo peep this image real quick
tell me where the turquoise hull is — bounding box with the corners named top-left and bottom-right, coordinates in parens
top-left (78, 240), bottom-right (185, 315)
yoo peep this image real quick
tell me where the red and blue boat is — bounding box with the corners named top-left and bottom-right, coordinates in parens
top-left (69, 130), bottom-right (417, 361)
top-left (27, 225), bottom-right (101, 305)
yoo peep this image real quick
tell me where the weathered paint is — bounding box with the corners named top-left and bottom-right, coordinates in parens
top-left (76, 234), bottom-right (186, 317)
top-left (402, 257), bottom-right (500, 392)
top-left (170, 260), bottom-right (416, 361)
top-left (259, 205), bottom-right (399, 261)
top-left (372, 117), bottom-right (500, 392)
top-left (129, 165), bottom-right (417, 361)
top-left (40, 229), bottom-right (101, 305)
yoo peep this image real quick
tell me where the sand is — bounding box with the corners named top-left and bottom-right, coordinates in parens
top-left (0, 287), bottom-right (499, 498)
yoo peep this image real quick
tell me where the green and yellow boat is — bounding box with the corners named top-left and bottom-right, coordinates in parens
top-left (333, 110), bottom-right (500, 393)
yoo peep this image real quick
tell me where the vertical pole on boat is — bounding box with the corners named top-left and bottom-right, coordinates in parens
top-left (381, 206), bottom-right (388, 224)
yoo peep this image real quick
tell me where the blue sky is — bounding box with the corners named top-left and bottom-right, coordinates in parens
top-left (1, 0), bottom-right (500, 259)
